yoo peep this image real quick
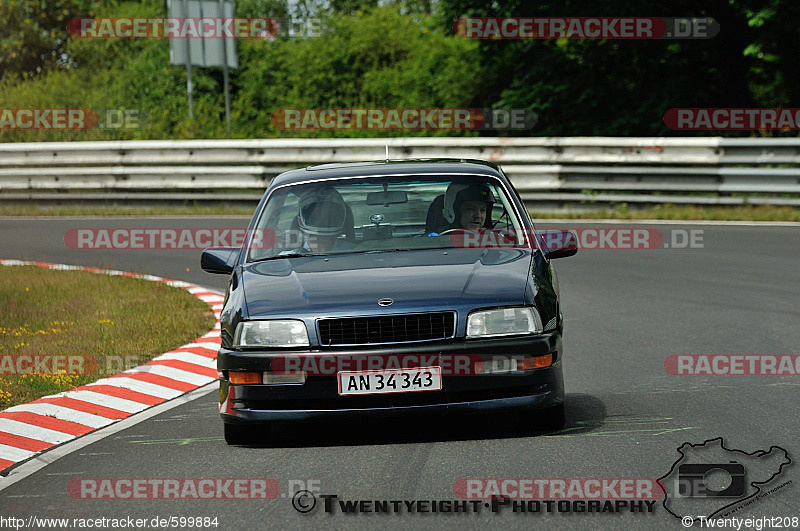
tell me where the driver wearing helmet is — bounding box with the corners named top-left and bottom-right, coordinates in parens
top-left (442, 183), bottom-right (496, 231)
top-left (283, 188), bottom-right (355, 254)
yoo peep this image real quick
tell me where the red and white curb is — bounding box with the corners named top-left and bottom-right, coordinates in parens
top-left (0, 259), bottom-right (223, 473)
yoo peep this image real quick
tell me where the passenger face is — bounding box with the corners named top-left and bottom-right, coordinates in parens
top-left (459, 201), bottom-right (487, 230)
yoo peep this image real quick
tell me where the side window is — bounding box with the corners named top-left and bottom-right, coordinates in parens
top-left (489, 183), bottom-right (510, 229)
top-left (251, 190), bottom-right (300, 260)
top-left (275, 194), bottom-right (299, 229)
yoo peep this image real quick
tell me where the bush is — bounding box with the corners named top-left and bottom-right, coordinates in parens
top-left (0, 5), bottom-right (480, 141)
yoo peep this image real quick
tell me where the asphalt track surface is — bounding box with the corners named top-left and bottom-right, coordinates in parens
top-left (0, 217), bottom-right (798, 530)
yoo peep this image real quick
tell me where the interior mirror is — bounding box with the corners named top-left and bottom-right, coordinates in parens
top-left (366, 190), bottom-right (408, 205)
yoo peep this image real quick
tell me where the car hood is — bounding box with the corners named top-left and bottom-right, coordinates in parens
top-left (242, 248), bottom-right (533, 318)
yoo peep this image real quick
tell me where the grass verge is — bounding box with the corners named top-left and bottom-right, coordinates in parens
top-left (0, 266), bottom-right (215, 409)
top-left (530, 205), bottom-right (800, 222)
top-left (1, 204), bottom-right (798, 221)
top-left (0, 205), bottom-right (255, 217)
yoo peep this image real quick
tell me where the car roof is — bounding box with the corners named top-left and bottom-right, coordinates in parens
top-left (269, 159), bottom-right (505, 188)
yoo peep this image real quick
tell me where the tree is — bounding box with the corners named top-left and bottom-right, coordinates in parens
top-left (234, 5), bottom-right (480, 137)
top-left (0, 0), bottom-right (101, 81)
top-left (437, 0), bottom-right (800, 136)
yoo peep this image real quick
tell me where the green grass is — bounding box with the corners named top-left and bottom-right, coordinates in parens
top-left (0, 205), bottom-right (256, 217)
top-left (0, 266), bottom-right (215, 408)
top-left (530, 204), bottom-right (800, 222)
top-left (0, 203), bottom-right (799, 221)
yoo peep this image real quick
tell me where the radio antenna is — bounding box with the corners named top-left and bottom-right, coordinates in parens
top-left (385, 140), bottom-right (389, 162)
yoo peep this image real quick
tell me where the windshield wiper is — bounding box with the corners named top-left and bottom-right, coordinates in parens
top-left (250, 252), bottom-right (328, 262)
top-left (363, 248), bottom-right (410, 253)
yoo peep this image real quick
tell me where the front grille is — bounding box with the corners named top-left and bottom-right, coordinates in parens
top-left (318, 312), bottom-right (456, 346)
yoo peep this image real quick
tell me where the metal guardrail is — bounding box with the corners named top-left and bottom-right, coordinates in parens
top-left (1, 137), bottom-right (799, 207)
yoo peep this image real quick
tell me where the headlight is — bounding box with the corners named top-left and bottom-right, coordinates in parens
top-left (233, 320), bottom-right (309, 347)
top-left (466, 307), bottom-right (543, 338)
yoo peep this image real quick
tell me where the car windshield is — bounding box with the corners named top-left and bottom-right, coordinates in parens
top-left (247, 175), bottom-right (528, 261)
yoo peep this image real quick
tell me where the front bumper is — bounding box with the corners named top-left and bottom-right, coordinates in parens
top-left (218, 332), bottom-right (564, 423)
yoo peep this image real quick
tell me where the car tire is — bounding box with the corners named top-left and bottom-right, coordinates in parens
top-left (520, 403), bottom-right (565, 433)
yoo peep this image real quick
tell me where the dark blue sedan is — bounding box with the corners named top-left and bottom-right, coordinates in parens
top-left (201, 159), bottom-right (576, 445)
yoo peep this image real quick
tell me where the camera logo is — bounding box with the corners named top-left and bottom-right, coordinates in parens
top-left (677, 462), bottom-right (745, 497)
top-left (659, 438), bottom-right (791, 522)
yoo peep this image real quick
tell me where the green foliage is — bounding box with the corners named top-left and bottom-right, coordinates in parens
top-left (2, 0), bottom-right (800, 140)
top-left (438, 0), bottom-right (800, 137)
top-left (1, 4), bottom-right (478, 140)
top-left (235, 6), bottom-right (479, 137)
top-left (0, 0), bottom-right (99, 80)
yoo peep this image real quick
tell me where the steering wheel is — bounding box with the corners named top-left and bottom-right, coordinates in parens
top-left (437, 228), bottom-right (481, 236)
top-left (436, 227), bottom-right (520, 249)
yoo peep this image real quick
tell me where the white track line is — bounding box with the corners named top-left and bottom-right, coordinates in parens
top-left (165, 280), bottom-right (193, 288)
top-left (535, 219), bottom-right (800, 226)
top-left (188, 342), bottom-right (223, 351)
top-left (0, 445), bottom-right (38, 463)
top-left (198, 295), bottom-right (225, 303)
top-left (91, 377), bottom-right (183, 399)
top-left (0, 383), bottom-right (217, 490)
top-left (125, 365), bottom-right (213, 386)
top-left (154, 352), bottom-right (217, 369)
top-left (3, 404), bottom-right (113, 430)
top-left (49, 390), bottom-right (149, 414)
top-left (0, 260), bottom-right (222, 475)
top-left (0, 420), bottom-right (74, 445)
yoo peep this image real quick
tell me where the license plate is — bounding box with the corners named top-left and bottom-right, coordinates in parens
top-left (337, 367), bottom-right (442, 396)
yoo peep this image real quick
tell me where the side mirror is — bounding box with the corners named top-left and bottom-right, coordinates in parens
top-left (537, 230), bottom-right (578, 259)
top-left (201, 247), bottom-right (239, 274)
